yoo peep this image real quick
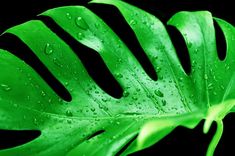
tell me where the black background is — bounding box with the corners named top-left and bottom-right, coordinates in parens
top-left (0, 0), bottom-right (235, 155)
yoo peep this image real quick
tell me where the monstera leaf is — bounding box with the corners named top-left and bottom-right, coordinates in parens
top-left (0, 0), bottom-right (235, 155)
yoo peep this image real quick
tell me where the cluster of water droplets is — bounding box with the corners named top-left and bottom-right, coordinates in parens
top-left (65, 12), bottom-right (90, 41)
top-left (0, 84), bottom-right (11, 92)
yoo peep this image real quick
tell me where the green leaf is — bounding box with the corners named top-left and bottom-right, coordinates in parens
top-left (0, 0), bottom-right (235, 155)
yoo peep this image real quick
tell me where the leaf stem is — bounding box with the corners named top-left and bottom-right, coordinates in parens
top-left (206, 120), bottom-right (223, 156)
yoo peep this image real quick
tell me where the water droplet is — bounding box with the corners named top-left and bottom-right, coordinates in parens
top-left (66, 110), bottom-right (73, 117)
top-left (204, 74), bottom-right (208, 80)
top-left (65, 82), bottom-right (69, 86)
top-left (44, 43), bottom-right (53, 55)
top-left (90, 108), bottom-right (95, 112)
top-left (116, 73), bottom-right (123, 78)
top-left (75, 16), bottom-right (89, 30)
top-left (188, 42), bottom-right (192, 48)
top-left (77, 32), bottom-right (84, 40)
top-left (13, 103), bottom-right (18, 107)
top-left (116, 121), bottom-right (120, 125)
top-left (162, 100), bottom-right (167, 106)
top-left (94, 23), bottom-right (100, 29)
top-left (179, 77), bottom-right (183, 82)
top-left (41, 91), bottom-right (46, 97)
top-left (48, 99), bottom-right (52, 103)
top-left (208, 83), bottom-right (213, 90)
top-left (220, 85), bottom-right (225, 90)
top-left (123, 91), bottom-right (129, 97)
top-left (157, 75), bottom-right (163, 80)
top-left (98, 103), bottom-right (104, 109)
top-left (33, 118), bottom-right (38, 125)
top-left (156, 67), bottom-right (161, 72)
top-left (132, 96), bottom-right (138, 100)
top-left (1, 84), bottom-right (11, 91)
top-left (66, 13), bottom-right (72, 20)
top-left (101, 98), bottom-right (107, 102)
top-left (53, 58), bottom-right (63, 67)
top-left (130, 19), bottom-right (137, 26)
top-left (154, 90), bottom-right (164, 97)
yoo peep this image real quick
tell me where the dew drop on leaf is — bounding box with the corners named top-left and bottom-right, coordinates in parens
top-left (132, 96), bottom-right (138, 100)
top-left (101, 98), bottom-right (107, 102)
top-left (66, 110), bottom-right (73, 117)
top-left (67, 119), bottom-right (72, 124)
top-left (103, 106), bottom-right (109, 111)
top-left (48, 99), bottom-right (52, 104)
top-left (1, 84), bottom-right (11, 91)
top-left (53, 58), bottom-right (63, 67)
top-left (158, 75), bottom-right (163, 80)
top-left (188, 42), bottom-right (192, 48)
top-left (220, 85), bottom-right (225, 90)
top-left (179, 77), bottom-right (183, 82)
top-left (130, 19), bottom-right (137, 26)
top-left (41, 91), bottom-right (46, 97)
top-left (66, 13), bottom-right (72, 20)
top-left (154, 90), bottom-right (164, 97)
top-left (156, 67), bottom-right (161, 72)
top-left (116, 73), bottom-right (123, 78)
top-left (162, 99), bottom-right (167, 106)
top-left (33, 118), bottom-right (38, 125)
top-left (44, 43), bottom-right (53, 55)
top-left (75, 16), bottom-right (89, 30)
top-left (208, 83), bottom-right (213, 90)
top-left (90, 108), bottom-right (95, 112)
top-left (123, 91), bottom-right (129, 97)
top-left (77, 32), bottom-right (84, 40)
top-left (98, 103), bottom-right (104, 109)
top-left (204, 74), bottom-right (208, 80)
top-left (94, 23), bottom-right (100, 29)
top-left (65, 82), bottom-right (69, 86)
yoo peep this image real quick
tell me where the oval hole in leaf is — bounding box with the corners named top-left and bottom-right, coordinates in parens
top-left (38, 16), bottom-right (124, 99)
top-left (0, 33), bottom-right (72, 102)
top-left (88, 4), bottom-right (158, 81)
top-left (0, 130), bottom-right (41, 150)
top-left (86, 130), bottom-right (105, 140)
top-left (213, 19), bottom-right (227, 61)
top-left (166, 25), bottom-right (191, 75)
top-left (115, 134), bottom-right (138, 156)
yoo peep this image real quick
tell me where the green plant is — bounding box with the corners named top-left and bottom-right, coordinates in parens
top-left (0, 0), bottom-right (235, 155)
